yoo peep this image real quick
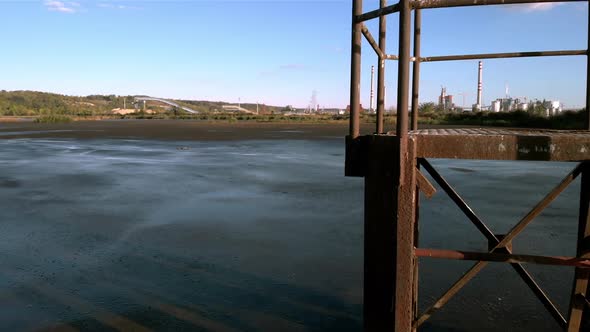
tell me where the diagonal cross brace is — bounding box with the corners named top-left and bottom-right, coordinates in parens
top-left (567, 162), bottom-right (590, 331)
top-left (415, 159), bottom-right (584, 329)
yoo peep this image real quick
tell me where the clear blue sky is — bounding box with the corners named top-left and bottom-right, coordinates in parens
top-left (0, 1), bottom-right (587, 109)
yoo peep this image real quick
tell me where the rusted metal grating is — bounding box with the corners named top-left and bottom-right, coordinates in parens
top-left (409, 128), bottom-right (590, 137)
top-left (404, 128), bottom-right (590, 161)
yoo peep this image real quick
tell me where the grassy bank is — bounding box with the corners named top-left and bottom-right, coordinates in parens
top-left (34, 115), bottom-right (73, 123)
top-left (17, 109), bottom-right (589, 130)
top-left (120, 112), bottom-right (350, 123)
top-left (422, 110), bottom-right (587, 130)
top-left (376, 109), bottom-right (588, 130)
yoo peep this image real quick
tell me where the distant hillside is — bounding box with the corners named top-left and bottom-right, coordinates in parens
top-left (0, 90), bottom-right (122, 116)
top-left (0, 90), bottom-right (294, 116)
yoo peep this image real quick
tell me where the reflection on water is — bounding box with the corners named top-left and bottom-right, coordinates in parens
top-left (0, 138), bottom-right (580, 331)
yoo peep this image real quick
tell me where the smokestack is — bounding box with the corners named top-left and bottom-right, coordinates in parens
top-left (370, 65), bottom-right (375, 113)
top-left (477, 61), bottom-right (483, 110)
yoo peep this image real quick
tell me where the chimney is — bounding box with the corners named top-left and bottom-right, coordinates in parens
top-left (477, 61), bottom-right (483, 110)
top-left (370, 65), bottom-right (375, 113)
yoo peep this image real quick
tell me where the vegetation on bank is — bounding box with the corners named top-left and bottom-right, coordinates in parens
top-left (0, 90), bottom-right (587, 129)
top-left (122, 110), bottom-right (587, 129)
top-left (0, 90), bottom-right (123, 116)
top-left (375, 104), bottom-right (587, 130)
top-left (123, 112), bottom-right (348, 123)
top-left (0, 90), bottom-right (296, 116)
top-left (417, 109), bottom-right (587, 129)
top-left (34, 115), bottom-right (73, 123)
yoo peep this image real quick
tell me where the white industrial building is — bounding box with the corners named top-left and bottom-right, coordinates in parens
top-left (489, 98), bottom-right (529, 112)
top-left (545, 100), bottom-right (563, 116)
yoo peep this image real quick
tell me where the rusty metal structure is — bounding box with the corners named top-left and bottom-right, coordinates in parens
top-left (345, 0), bottom-right (590, 331)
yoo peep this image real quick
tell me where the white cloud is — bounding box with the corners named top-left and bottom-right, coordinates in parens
top-left (44, 0), bottom-right (78, 13)
top-left (514, 2), bottom-right (564, 12)
top-left (97, 2), bottom-right (141, 10)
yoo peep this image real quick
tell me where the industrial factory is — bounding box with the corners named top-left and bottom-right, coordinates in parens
top-left (436, 61), bottom-right (563, 116)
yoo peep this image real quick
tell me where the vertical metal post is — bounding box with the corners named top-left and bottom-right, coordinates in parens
top-left (395, 136), bottom-right (417, 332)
top-left (586, 4), bottom-right (590, 130)
top-left (396, 0), bottom-right (411, 137)
top-left (364, 136), bottom-right (417, 332)
top-left (411, 9), bottom-right (421, 131)
top-left (376, 0), bottom-right (387, 134)
top-left (567, 162), bottom-right (590, 331)
top-left (364, 138), bottom-right (397, 331)
top-left (350, 0), bottom-right (362, 138)
top-left (395, 1), bottom-right (415, 331)
top-left (412, 162), bottom-right (421, 332)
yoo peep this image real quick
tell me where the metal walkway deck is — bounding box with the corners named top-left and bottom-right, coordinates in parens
top-left (408, 128), bottom-right (590, 161)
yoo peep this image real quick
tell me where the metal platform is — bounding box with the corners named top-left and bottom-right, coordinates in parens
top-left (406, 128), bottom-right (590, 161)
top-left (346, 129), bottom-right (590, 178)
top-left (345, 0), bottom-right (590, 330)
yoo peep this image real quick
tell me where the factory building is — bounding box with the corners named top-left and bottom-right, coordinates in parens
top-left (545, 100), bottom-right (563, 116)
top-left (490, 98), bottom-right (529, 112)
top-left (438, 87), bottom-right (454, 111)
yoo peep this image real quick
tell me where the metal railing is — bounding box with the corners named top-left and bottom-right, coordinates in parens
top-left (348, 1), bottom-right (590, 331)
top-left (349, 0), bottom-right (590, 138)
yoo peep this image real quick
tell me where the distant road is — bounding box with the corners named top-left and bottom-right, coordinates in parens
top-left (134, 97), bottom-right (198, 114)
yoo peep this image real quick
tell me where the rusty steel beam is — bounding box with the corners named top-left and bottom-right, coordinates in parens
top-left (413, 0), bottom-right (584, 10)
top-left (415, 260), bottom-right (487, 327)
top-left (587, 7), bottom-right (590, 131)
top-left (363, 136), bottom-right (417, 331)
top-left (350, 0), bottom-right (362, 138)
top-left (413, 164), bottom-right (422, 332)
top-left (396, 0), bottom-right (411, 137)
top-left (415, 169), bottom-right (436, 198)
top-left (356, 3), bottom-right (400, 23)
top-left (420, 49), bottom-right (587, 62)
top-left (361, 24), bottom-right (385, 59)
top-left (492, 163), bottom-right (584, 250)
top-left (385, 54), bottom-right (399, 60)
top-left (418, 158), bottom-right (567, 328)
top-left (395, 136), bottom-right (417, 332)
top-left (376, 0), bottom-right (387, 134)
top-left (411, 8), bottom-right (421, 130)
top-left (364, 174), bottom-right (396, 331)
top-left (420, 159), bottom-right (496, 242)
top-left (567, 162), bottom-right (590, 331)
top-left (416, 248), bottom-right (590, 269)
top-left (416, 161), bottom-right (582, 328)
top-left (516, 261), bottom-right (568, 329)
top-left (413, 128), bottom-right (590, 161)
top-left (416, 252), bottom-right (567, 329)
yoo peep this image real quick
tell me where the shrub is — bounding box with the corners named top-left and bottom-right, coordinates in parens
top-left (34, 115), bottom-right (73, 123)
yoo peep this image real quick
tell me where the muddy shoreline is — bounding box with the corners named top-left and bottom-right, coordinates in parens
top-left (0, 120), bottom-right (351, 140)
top-left (0, 120), bottom-right (471, 140)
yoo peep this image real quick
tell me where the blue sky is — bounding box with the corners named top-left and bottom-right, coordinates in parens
top-left (0, 1), bottom-right (587, 109)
